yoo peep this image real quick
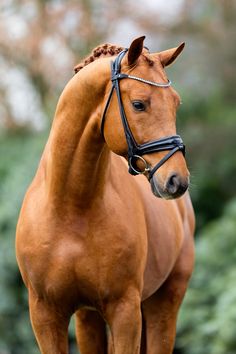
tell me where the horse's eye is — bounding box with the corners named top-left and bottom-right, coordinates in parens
top-left (132, 101), bottom-right (146, 112)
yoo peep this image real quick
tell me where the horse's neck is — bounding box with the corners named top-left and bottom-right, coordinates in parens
top-left (43, 65), bottom-right (110, 208)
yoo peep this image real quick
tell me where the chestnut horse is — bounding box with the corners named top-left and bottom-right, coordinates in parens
top-left (16, 36), bottom-right (195, 354)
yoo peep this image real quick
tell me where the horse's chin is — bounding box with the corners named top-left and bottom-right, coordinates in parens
top-left (150, 176), bottom-right (176, 200)
top-left (150, 176), bottom-right (162, 198)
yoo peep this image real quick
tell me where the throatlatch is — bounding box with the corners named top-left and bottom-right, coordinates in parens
top-left (101, 49), bottom-right (185, 180)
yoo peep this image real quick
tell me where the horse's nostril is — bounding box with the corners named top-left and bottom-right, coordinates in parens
top-left (165, 174), bottom-right (189, 197)
top-left (166, 174), bottom-right (180, 194)
top-left (169, 174), bottom-right (177, 186)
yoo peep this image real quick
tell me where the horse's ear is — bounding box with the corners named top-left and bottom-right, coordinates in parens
top-left (127, 36), bottom-right (145, 66)
top-left (158, 42), bottom-right (185, 67)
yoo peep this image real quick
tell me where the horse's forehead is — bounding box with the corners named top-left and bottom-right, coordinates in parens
top-left (132, 54), bottom-right (181, 103)
top-left (141, 52), bottom-right (156, 66)
top-left (142, 51), bottom-right (162, 67)
top-left (134, 53), bottom-right (167, 80)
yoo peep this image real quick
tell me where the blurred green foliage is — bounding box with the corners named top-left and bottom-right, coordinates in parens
top-left (177, 199), bottom-right (236, 354)
top-left (0, 131), bottom-right (46, 353)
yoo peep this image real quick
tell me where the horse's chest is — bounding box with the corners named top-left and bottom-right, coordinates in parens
top-left (35, 212), bottom-right (147, 304)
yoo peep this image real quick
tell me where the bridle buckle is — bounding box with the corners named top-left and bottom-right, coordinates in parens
top-left (129, 155), bottom-right (150, 176)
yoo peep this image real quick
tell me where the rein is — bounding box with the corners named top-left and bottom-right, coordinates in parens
top-left (101, 49), bottom-right (185, 180)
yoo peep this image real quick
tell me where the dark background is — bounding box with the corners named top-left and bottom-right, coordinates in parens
top-left (0, 1), bottom-right (236, 353)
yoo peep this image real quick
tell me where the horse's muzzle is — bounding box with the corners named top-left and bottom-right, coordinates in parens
top-left (150, 174), bottom-right (189, 199)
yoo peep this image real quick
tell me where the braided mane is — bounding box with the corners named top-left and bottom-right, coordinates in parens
top-left (74, 43), bottom-right (124, 74)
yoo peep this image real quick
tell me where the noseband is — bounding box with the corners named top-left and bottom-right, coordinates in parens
top-left (101, 49), bottom-right (185, 180)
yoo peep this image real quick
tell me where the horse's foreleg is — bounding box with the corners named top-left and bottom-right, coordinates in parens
top-left (105, 290), bottom-right (142, 354)
top-left (28, 290), bottom-right (70, 354)
top-left (75, 308), bottom-right (107, 354)
top-left (141, 237), bottom-right (194, 354)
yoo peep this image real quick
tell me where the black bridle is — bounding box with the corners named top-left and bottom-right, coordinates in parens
top-left (101, 49), bottom-right (185, 180)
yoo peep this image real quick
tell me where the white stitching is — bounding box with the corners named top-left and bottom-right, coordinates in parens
top-left (127, 75), bottom-right (171, 88)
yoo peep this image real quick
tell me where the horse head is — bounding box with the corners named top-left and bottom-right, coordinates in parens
top-left (102, 36), bottom-right (189, 200)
